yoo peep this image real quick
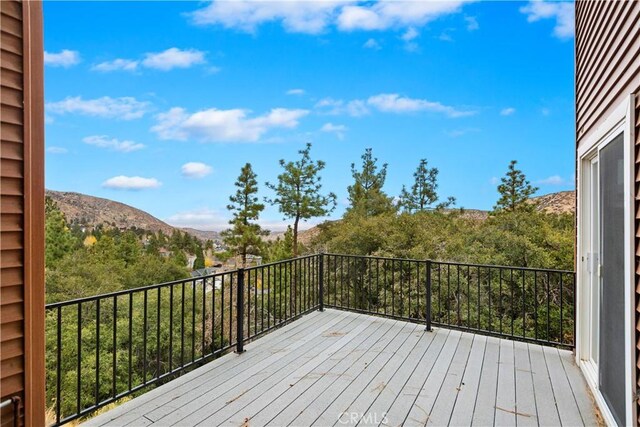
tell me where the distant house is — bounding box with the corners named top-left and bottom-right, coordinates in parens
top-left (574, 2), bottom-right (640, 425)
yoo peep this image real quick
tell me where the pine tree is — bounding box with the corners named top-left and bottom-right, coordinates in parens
top-left (493, 160), bottom-right (538, 213)
top-left (222, 163), bottom-right (267, 267)
top-left (398, 159), bottom-right (456, 212)
top-left (45, 197), bottom-right (77, 268)
top-left (347, 148), bottom-right (394, 217)
top-left (266, 143), bottom-right (336, 257)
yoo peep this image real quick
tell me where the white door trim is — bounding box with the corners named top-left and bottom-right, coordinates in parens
top-left (576, 95), bottom-right (635, 426)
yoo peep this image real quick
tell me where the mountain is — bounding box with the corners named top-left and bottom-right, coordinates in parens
top-left (531, 190), bottom-right (575, 214)
top-left (46, 190), bottom-right (220, 241)
top-left (46, 189), bottom-right (574, 245)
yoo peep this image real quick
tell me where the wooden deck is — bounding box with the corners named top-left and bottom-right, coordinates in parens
top-left (84, 309), bottom-right (597, 426)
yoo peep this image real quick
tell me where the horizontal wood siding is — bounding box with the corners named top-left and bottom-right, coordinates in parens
top-left (0, 1), bottom-right (25, 425)
top-left (576, 1), bottom-right (640, 424)
top-left (0, 1), bottom-right (44, 425)
top-left (576, 0), bottom-right (640, 144)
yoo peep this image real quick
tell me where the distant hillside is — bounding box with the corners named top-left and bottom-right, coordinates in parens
top-left (268, 190), bottom-right (576, 244)
top-left (531, 190), bottom-right (575, 214)
top-left (46, 190), bottom-right (220, 241)
top-left (47, 189), bottom-right (574, 245)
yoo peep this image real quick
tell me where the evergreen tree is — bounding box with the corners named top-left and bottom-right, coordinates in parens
top-left (222, 163), bottom-right (267, 266)
top-left (193, 246), bottom-right (205, 270)
top-left (45, 197), bottom-right (77, 268)
top-left (347, 148), bottom-right (394, 217)
top-left (398, 159), bottom-right (456, 212)
top-left (493, 160), bottom-right (538, 213)
top-left (266, 143), bottom-right (336, 257)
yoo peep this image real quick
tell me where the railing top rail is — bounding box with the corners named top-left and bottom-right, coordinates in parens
top-left (242, 253), bottom-right (319, 272)
top-left (323, 253), bottom-right (575, 275)
top-left (45, 270), bottom-right (229, 309)
top-left (431, 260), bottom-right (575, 275)
top-left (45, 254), bottom-right (320, 310)
top-left (46, 252), bottom-right (574, 310)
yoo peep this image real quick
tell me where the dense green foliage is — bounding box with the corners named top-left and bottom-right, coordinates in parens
top-left (45, 199), bottom-right (200, 304)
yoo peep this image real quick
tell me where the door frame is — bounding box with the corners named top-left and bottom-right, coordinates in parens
top-left (577, 95), bottom-right (635, 426)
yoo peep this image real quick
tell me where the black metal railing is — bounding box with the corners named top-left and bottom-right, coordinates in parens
top-left (45, 255), bottom-right (319, 426)
top-left (323, 254), bottom-right (575, 348)
top-left (45, 253), bottom-right (574, 425)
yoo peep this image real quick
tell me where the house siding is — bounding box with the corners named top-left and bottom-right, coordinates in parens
top-left (0, 1), bottom-right (45, 426)
top-left (575, 0), bottom-right (640, 423)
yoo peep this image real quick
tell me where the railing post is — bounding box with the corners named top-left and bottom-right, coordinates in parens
top-left (236, 268), bottom-right (245, 353)
top-left (318, 253), bottom-right (324, 312)
top-left (425, 260), bottom-right (432, 331)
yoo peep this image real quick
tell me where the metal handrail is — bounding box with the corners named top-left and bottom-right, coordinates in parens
top-left (0, 397), bottom-right (20, 427)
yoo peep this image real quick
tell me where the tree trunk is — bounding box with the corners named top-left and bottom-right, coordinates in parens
top-left (293, 216), bottom-right (299, 257)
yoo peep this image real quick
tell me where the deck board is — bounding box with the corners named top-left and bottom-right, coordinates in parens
top-left (84, 309), bottom-right (597, 427)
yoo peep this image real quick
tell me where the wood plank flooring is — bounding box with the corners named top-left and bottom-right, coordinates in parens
top-left (84, 309), bottom-right (598, 427)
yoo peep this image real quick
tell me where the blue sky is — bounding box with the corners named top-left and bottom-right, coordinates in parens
top-left (43, 0), bottom-right (575, 231)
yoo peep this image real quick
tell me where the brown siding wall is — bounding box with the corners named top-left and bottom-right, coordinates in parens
top-left (576, 1), bottom-right (640, 424)
top-left (576, 0), bottom-right (640, 145)
top-left (0, 1), bottom-right (45, 426)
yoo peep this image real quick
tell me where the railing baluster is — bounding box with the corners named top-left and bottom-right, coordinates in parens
top-left (112, 296), bottom-right (117, 398)
top-left (156, 287), bottom-right (161, 379)
top-left (202, 280), bottom-right (206, 359)
top-left (128, 293), bottom-right (133, 391)
top-left (191, 280), bottom-right (196, 363)
top-left (96, 298), bottom-right (101, 405)
top-left (143, 290), bottom-right (147, 384)
top-left (56, 307), bottom-right (62, 425)
top-left (77, 303), bottom-right (82, 415)
top-left (169, 285), bottom-right (173, 372)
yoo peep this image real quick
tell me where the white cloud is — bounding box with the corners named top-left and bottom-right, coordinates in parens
top-left (363, 38), bottom-right (381, 50)
top-left (166, 208), bottom-right (229, 230)
top-left (46, 146), bottom-right (68, 154)
top-left (83, 135), bottom-right (145, 153)
top-left (520, 1), bottom-right (574, 39)
top-left (401, 27), bottom-right (419, 41)
top-left (321, 122), bottom-right (348, 140)
top-left (445, 128), bottom-right (479, 138)
top-left (44, 50), bottom-right (80, 67)
top-left (142, 48), bottom-right (206, 71)
top-left (500, 107), bottom-right (516, 116)
top-left (537, 175), bottom-right (570, 186)
top-left (367, 93), bottom-right (475, 117)
top-left (190, 1), bottom-right (472, 34)
top-left (166, 207), bottom-right (322, 231)
top-left (152, 106), bottom-right (309, 142)
top-left (490, 177), bottom-right (500, 185)
top-left (337, 1), bottom-right (472, 31)
top-left (190, 1), bottom-right (348, 34)
top-left (286, 88), bottom-right (305, 96)
top-left (92, 59), bottom-right (139, 72)
top-left (46, 96), bottom-right (151, 120)
top-left (102, 176), bottom-right (161, 190)
top-left (315, 97), bottom-right (370, 117)
top-left (315, 93), bottom-right (474, 118)
top-left (181, 162), bottom-right (213, 179)
top-left (465, 16), bottom-right (479, 31)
